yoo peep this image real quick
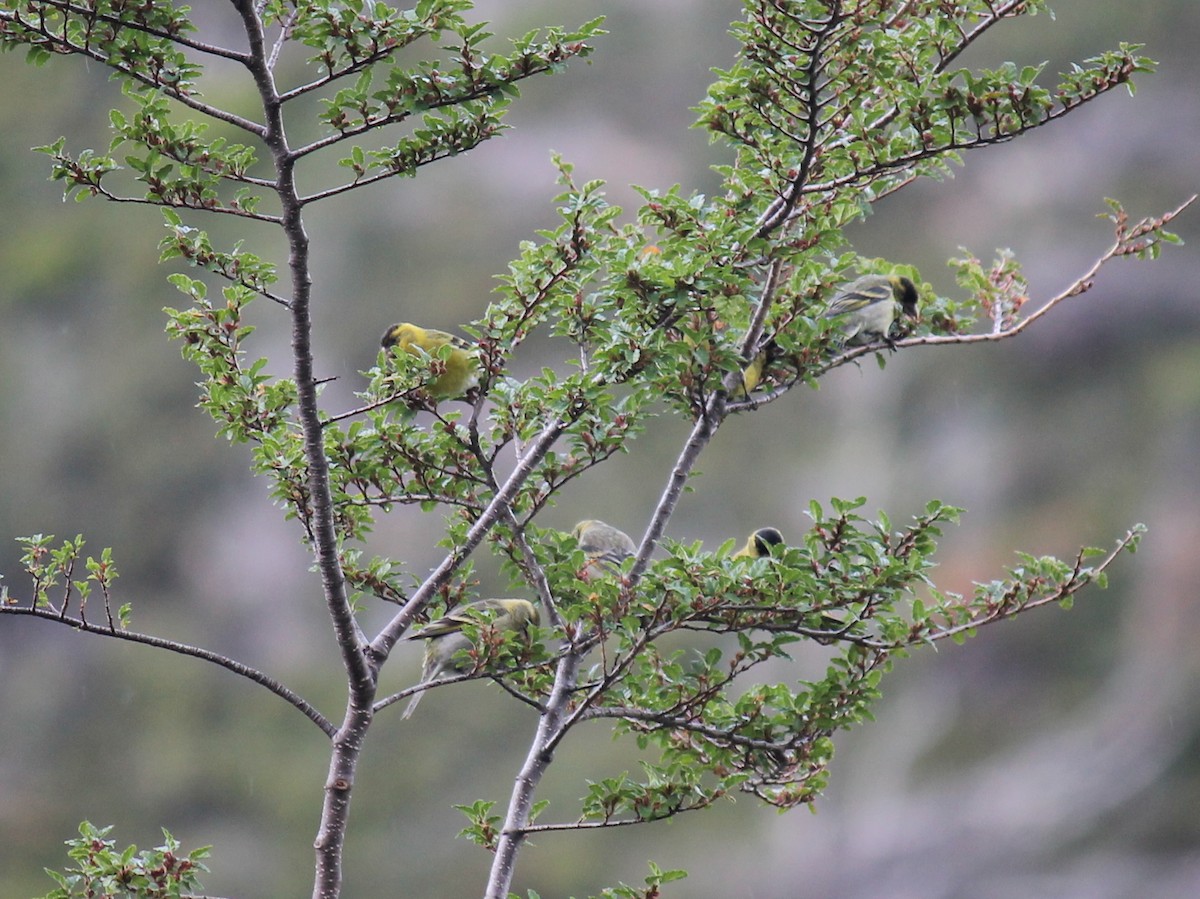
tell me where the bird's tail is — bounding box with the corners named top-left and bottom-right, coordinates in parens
top-left (401, 689), bottom-right (423, 720)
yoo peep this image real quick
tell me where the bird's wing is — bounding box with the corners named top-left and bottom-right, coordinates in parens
top-left (823, 277), bottom-right (893, 316)
top-left (423, 328), bottom-right (473, 352)
top-left (413, 599), bottom-right (517, 638)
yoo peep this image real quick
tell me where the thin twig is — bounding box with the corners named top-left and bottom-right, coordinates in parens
top-left (0, 9), bottom-right (264, 137)
top-left (755, 9), bottom-right (846, 238)
top-left (266, 8), bottom-right (299, 72)
top-left (0, 605), bottom-right (333, 735)
top-left (917, 527), bottom-right (1141, 647)
top-left (727, 195), bottom-right (1197, 414)
top-left (514, 800), bottom-right (714, 835)
top-left (370, 414), bottom-right (571, 660)
top-left (1, 1), bottom-right (251, 63)
top-left (68, 185), bottom-right (284, 225)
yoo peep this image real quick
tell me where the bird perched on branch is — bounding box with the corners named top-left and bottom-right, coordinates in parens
top-left (402, 598), bottom-right (540, 719)
top-left (380, 321), bottom-right (479, 401)
top-left (729, 527), bottom-right (857, 638)
top-left (823, 274), bottom-right (919, 347)
top-left (738, 347), bottom-right (770, 396)
top-left (732, 526), bottom-right (785, 559)
top-left (572, 519), bottom-right (636, 579)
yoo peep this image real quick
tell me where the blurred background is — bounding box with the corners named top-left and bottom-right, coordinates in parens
top-left (1, 1), bottom-right (1197, 896)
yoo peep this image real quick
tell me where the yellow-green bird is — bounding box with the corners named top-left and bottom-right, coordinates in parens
top-left (571, 519), bottom-right (636, 579)
top-left (402, 598), bottom-right (540, 719)
top-left (729, 528), bottom-right (852, 636)
top-left (380, 322), bottom-right (479, 401)
top-left (681, 332), bottom-right (768, 398)
top-left (732, 526), bottom-right (785, 559)
top-left (738, 347), bottom-right (769, 396)
top-left (823, 274), bottom-right (919, 346)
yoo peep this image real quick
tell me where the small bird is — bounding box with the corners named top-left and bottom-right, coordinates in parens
top-left (380, 322), bottom-right (479, 401)
top-left (571, 519), bottom-right (636, 579)
top-left (679, 332), bottom-right (769, 398)
top-left (402, 598), bottom-right (540, 719)
top-left (728, 528), bottom-right (854, 637)
top-left (822, 274), bottom-right (919, 347)
top-left (732, 526), bottom-right (785, 559)
top-left (738, 347), bottom-right (769, 396)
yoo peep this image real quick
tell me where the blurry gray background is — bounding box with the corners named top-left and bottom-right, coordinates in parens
top-left (1, 1), bottom-right (1197, 896)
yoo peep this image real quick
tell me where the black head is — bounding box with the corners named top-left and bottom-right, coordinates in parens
top-left (891, 277), bottom-right (919, 318)
top-left (753, 527), bottom-right (785, 557)
top-left (380, 322), bottom-right (403, 349)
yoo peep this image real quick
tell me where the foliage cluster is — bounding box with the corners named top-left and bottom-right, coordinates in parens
top-left (0, 2), bottom-right (1188, 897)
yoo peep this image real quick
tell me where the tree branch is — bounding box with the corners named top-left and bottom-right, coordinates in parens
top-left (370, 413), bottom-right (572, 661)
top-left (229, 6), bottom-right (375, 898)
top-left (823, 0), bottom-right (1042, 157)
top-left (581, 704), bottom-right (812, 756)
top-left (1, 0), bottom-right (251, 62)
top-left (514, 800), bottom-right (713, 835)
top-left (628, 395), bottom-right (724, 584)
top-left (730, 194), bottom-right (1196, 414)
top-left (755, 8), bottom-right (846, 238)
top-left (915, 527), bottom-right (1142, 648)
top-left (67, 184), bottom-right (285, 224)
top-left (0, 605), bottom-right (333, 735)
top-left (486, 650), bottom-right (583, 898)
top-left (266, 7), bottom-right (299, 72)
top-left (0, 7), bottom-right (264, 137)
